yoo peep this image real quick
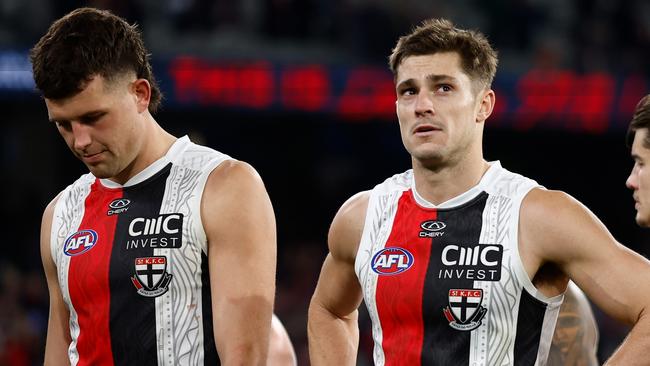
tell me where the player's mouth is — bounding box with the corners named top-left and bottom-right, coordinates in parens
top-left (413, 123), bottom-right (442, 136)
top-left (82, 151), bottom-right (106, 164)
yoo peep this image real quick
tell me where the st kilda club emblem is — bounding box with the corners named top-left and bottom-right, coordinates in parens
top-left (443, 288), bottom-right (487, 331)
top-left (131, 256), bottom-right (173, 297)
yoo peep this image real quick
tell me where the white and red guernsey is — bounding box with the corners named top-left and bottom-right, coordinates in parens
top-left (49, 136), bottom-right (230, 366)
top-left (355, 161), bottom-right (564, 366)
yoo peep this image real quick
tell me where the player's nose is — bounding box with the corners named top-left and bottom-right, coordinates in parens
top-left (414, 90), bottom-right (434, 116)
top-left (626, 171), bottom-right (638, 190)
top-left (71, 122), bottom-right (92, 151)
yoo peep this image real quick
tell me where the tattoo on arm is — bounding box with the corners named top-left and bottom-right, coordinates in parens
top-left (547, 283), bottom-right (600, 366)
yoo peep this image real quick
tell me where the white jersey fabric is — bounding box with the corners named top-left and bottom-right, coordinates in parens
top-left (355, 161), bottom-right (563, 366)
top-left (49, 136), bottom-right (229, 366)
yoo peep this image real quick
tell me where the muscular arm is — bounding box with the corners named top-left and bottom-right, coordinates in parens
top-left (548, 281), bottom-right (599, 366)
top-left (41, 195), bottom-right (72, 366)
top-left (308, 192), bottom-right (369, 365)
top-left (203, 160), bottom-right (276, 365)
top-left (521, 189), bottom-right (650, 365)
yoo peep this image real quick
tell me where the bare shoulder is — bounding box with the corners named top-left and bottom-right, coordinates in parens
top-left (328, 191), bottom-right (371, 263)
top-left (519, 188), bottom-right (613, 264)
top-left (42, 194), bottom-right (60, 226)
top-left (41, 193), bottom-right (63, 252)
top-left (520, 188), bottom-right (585, 224)
top-left (201, 159), bottom-right (270, 216)
top-left (200, 159), bottom-right (274, 246)
top-left (204, 159), bottom-right (266, 196)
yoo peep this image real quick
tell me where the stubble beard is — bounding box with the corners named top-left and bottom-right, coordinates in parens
top-left (82, 151), bottom-right (124, 179)
top-left (412, 148), bottom-right (447, 171)
top-left (410, 138), bottom-right (471, 172)
top-left (86, 161), bottom-right (116, 179)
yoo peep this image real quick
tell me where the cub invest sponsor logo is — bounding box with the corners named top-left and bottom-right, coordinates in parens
top-left (438, 243), bottom-right (503, 281)
top-left (124, 213), bottom-right (184, 250)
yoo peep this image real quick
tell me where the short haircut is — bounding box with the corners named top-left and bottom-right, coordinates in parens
top-left (627, 94), bottom-right (650, 148)
top-left (30, 7), bottom-right (162, 113)
top-left (389, 18), bottom-right (498, 91)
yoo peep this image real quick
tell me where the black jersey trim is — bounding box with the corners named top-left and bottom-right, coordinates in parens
top-left (420, 193), bottom-right (489, 365)
top-left (108, 166), bottom-right (171, 366)
top-left (201, 252), bottom-right (220, 365)
top-left (514, 289), bottom-right (547, 365)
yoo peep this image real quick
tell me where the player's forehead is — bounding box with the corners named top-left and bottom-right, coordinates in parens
top-left (631, 129), bottom-right (650, 160)
top-left (395, 52), bottom-right (470, 85)
top-left (44, 76), bottom-right (117, 120)
top-left (632, 129), bottom-right (650, 148)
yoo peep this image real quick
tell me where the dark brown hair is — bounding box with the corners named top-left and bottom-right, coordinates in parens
top-left (627, 94), bottom-right (650, 148)
top-left (30, 7), bottom-right (162, 113)
top-left (389, 18), bottom-right (498, 91)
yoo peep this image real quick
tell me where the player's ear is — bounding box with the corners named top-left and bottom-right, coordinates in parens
top-left (132, 78), bottom-right (151, 113)
top-left (476, 88), bottom-right (495, 123)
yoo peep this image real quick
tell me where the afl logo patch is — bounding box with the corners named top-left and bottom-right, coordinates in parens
top-left (371, 247), bottom-right (414, 275)
top-left (63, 230), bottom-right (98, 256)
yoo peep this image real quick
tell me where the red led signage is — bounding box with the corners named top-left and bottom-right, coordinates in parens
top-left (164, 56), bottom-right (650, 132)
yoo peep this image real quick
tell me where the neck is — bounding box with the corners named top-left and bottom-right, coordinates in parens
top-left (412, 152), bottom-right (489, 206)
top-left (111, 114), bottom-right (176, 185)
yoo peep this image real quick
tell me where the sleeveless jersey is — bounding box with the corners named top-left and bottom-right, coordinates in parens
top-left (355, 161), bottom-right (563, 366)
top-left (49, 136), bottom-right (229, 366)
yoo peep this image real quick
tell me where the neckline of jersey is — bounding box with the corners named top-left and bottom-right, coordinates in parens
top-left (410, 160), bottom-right (501, 210)
top-left (97, 135), bottom-right (190, 189)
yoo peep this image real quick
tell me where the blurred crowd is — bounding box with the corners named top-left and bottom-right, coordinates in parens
top-left (0, 263), bottom-right (47, 366)
top-left (1, 0), bottom-right (649, 70)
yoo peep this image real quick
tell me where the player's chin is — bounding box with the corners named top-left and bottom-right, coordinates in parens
top-left (636, 212), bottom-right (650, 228)
top-left (86, 164), bottom-right (114, 179)
top-left (412, 150), bottom-right (447, 169)
top-left (420, 141), bottom-right (447, 155)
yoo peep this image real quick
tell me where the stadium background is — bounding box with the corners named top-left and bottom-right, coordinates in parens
top-left (1, 0), bottom-right (649, 364)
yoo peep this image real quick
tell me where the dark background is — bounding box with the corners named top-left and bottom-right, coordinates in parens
top-left (1, 0), bottom-right (650, 365)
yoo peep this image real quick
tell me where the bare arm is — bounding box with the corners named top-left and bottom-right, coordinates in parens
top-left (548, 281), bottom-right (599, 366)
top-left (41, 196), bottom-right (72, 366)
top-left (308, 192), bottom-right (369, 365)
top-left (267, 314), bottom-right (297, 366)
top-left (203, 160), bottom-right (276, 365)
top-left (521, 189), bottom-right (650, 365)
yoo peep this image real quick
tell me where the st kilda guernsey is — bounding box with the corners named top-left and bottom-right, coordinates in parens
top-left (49, 136), bottom-right (230, 365)
top-left (355, 161), bottom-right (564, 366)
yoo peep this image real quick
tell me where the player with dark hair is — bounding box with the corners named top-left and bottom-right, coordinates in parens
top-left (309, 18), bottom-right (650, 365)
top-left (626, 95), bottom-right (650, 227)
top-left (33, 8), bottom-right (278, 365)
